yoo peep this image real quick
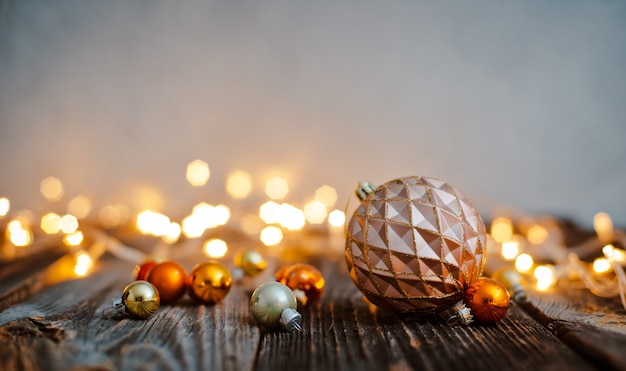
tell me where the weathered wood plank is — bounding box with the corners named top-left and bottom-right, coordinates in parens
top-left (0, 239), bottom-right (622, 371)
top-left (521, 287), bottom-right (626, 370)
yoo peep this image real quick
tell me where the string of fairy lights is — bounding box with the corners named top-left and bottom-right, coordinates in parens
top-left (1, 160), bottom-right (625, 310)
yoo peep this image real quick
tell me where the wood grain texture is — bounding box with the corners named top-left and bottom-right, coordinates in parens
top-left (522, 287), bottom-right (626, 370)
top-left (1, 248), bottom-right (616, 371)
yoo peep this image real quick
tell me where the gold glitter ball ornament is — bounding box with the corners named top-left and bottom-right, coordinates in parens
top-left (188, 261), bottom-right (232, 305)
top-left (234, 249), bottom-right (267, 277)
top-left (121, 280), bottom-right (161, 319)
top-left (345, 176), bottom-right (487, 315)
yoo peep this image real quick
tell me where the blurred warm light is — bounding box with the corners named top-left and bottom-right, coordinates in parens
top-left (304, 201), bottom-right (327, 224)
top-left (265, 176), bottom-right (289, 200)
top-left (594, 212), bottom-right (614, 244)
top-left (40, 176), bottom-right (64, 202)
top-left (490, 217), bottom-right (513, 243)
top-left (278, 203), bottom-right (306, 231)
top-left (212, 204), bottom-right (231, 226)
top-left (328, 210), bottom-right (346, 227)
top-left (74, 251), bottom-right (94, 277)
top-left (60, 214), bottom-right (79, 234)
top-left (527, 224), bottom-right (549, 244)
top-left (189, 203), bottom-right (230, 230)
top-left (515, 253), bottom-right (534, 273)
top-left (260, 226), bottom-right (283, 246)
top-left (186, 159), bottom-right (210, 186)
top-left (7, 220), bottom-right (23, 233)
top-left (315, 185), bottom-right (338, 207)
top-left (7, 220), bottom-right (32, 247)
top-left (0, 197), bottom-right (9, 217)
top-left (534, 265), bottom-right (556, 291)
top-left (603, 244), bottom-right (626, 263)
top-left (182, 214), bottom-right (205, 238)
top-left (136, 210), bottom-right (170, 236)
top-left (41, 212), bottom-right (62, 234)
top-left (193, 202), bottom-right (213, 219)
top-left (593, 257), bottom-right (612, 274)
top-left (259, 201), bottom-right (281, 224)
top-left (501, 240), bottom-right (520, 261)
top-left (163, 222), bottom-right (181, 244)
top-left (226, 171), bottom-right (252, 199)
top-left (67, 195), bottom-right (92, 219)
top-left (63, 231), bottom-right (84, 246)
top-left (99, 204), bottom-right (130, 228)
top-left (240, 214), bottom-right (264, 235)
top-left (204, 238), bottom-right (228, 258)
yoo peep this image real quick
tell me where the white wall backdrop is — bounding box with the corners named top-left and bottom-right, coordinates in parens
top-left (1, 1), bottom-right (625, 226)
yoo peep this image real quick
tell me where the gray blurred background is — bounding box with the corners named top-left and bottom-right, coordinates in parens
top-left (1, 1), bottom-right (625, 226)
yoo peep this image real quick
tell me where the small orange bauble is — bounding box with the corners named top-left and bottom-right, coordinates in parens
top-left (147, 261), bottom-right (188, 304)
top-left (133, 260), bottom-right (158, 281)
top-left (275, 263), bottom-right (325, 306)
top-left (188, 261), bottom-right (232, 305)
top-left (463, 277), bottom-right (510, 324)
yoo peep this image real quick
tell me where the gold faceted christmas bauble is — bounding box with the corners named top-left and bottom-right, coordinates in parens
top-left (345, 176), bottom-right (487, 315)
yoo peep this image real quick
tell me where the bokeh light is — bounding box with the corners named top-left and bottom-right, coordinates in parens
top-left (74, 251), bottom-right (93, 277)
top-left (304, 201), bottom-right (327, 224)
top-left (593, 257), bottom-right (611, 274)
top-left (260, 226), bottom-right (283, 246)
top-left (328, 210), bottom-right (346, 227)
top-left (490, 217), bottom-right (514, 243)
top-left (315, 185), bottom-right (338, 207)
top-left (226, 171), bottom-right (252, 199)
top-left (41, 212), bottom-right (62, 234)
top-left (0, 197), bottom-right (10, 217)
top-left (204, 238), bottom-right (228, 258)
top-left (67, 195), bottom-right (92, 219)
top-left (278, 203), bottom-right (305, 231)
top-left (60, 214), bottom-right (79, 234)
top-left (99, 204), bottom-right (130, 228)
top-left (63, 231), bottom-right (84, 247)
top-left (514, 253), bottom-right (534, 273)
top-left (40, 176), bottom-right (64, 202)
top-left (186, 159), bottom-right (210, 186)
top-left (265, 176), bottom-right (289, 200)
top-left (136, 210), bottom-right (170, 236)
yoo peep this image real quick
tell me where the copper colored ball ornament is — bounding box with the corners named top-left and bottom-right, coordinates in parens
top-left (188, 261), bottom-right (232, 305)
top-left (275, 263), bottom-right (325, 306)
top-left (133, 260), bottom-right (158, 281)
top-left (345, 176), bottom-right (487, 315)
top-left (121, 280), bottom-right (161, 319)
top-left (234, 249), bottom-right (267, 277)
top-left (147, 261), bottom-right (188, 304)
top-left (463, 277), bottom-right (510, 324)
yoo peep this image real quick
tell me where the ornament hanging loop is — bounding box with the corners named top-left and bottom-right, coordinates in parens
top-left (101, 297), bottom-right (127, 319)
top-left (355, 182), bottom-right (376, 201)
top-left (447, 302), bottom-right (474, 326)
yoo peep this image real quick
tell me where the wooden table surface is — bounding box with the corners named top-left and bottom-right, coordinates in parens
top-left (1, 228), bottom-right (625, 371)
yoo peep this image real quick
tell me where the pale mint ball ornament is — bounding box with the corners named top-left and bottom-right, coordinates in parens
top-left (249, 282), bottom-right (302, 331)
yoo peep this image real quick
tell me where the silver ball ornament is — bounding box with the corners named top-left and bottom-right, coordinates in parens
top-left (249, 282), bottom-right (302, 331)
